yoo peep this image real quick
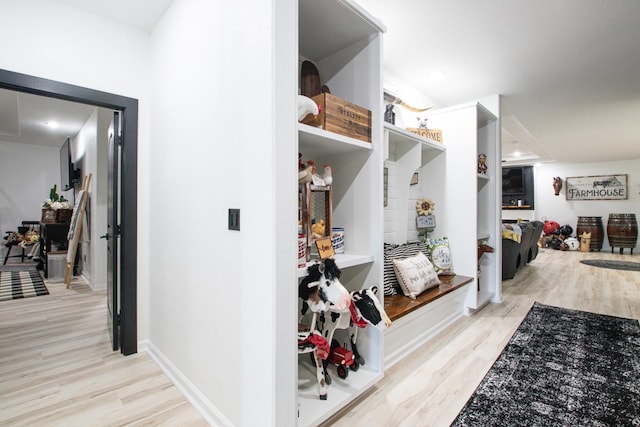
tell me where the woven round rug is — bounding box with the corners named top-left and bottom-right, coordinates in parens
top-left (580, 259), bottom-right (640, 271)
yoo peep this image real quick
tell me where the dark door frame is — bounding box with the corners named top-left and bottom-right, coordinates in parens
top-left (0, 69), bottom-right (138, 355)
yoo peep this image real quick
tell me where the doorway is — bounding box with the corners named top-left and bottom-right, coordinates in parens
top-left (0, 69), bottom-right (138, 355)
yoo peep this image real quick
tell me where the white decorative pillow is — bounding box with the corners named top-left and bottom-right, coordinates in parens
top-left (426, 237), bottom-right (455, 275)
top-left (392, 251), bottom-right (440, 299)
top-left (383, 241), bottom-right (430, 296)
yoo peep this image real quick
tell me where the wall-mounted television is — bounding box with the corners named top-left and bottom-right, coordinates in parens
top-left (502, 166), bottom-right (525, 195)
top-left (60, 137), bottom-right (78, 191)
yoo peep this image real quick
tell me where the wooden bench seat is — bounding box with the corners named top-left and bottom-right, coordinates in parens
top-left (383, 274), bottom-right (473, 321)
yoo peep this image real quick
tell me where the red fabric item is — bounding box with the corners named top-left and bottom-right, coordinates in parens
top-left (298, 332), bottom-right (330, 360)
top-left (349, 301), bottom-right (368, 328)
top-left (544, 220), bottom-right (560, 235)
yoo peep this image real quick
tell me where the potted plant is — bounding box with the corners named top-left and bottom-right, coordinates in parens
top-left (41, 185), bottom-right (72, 223)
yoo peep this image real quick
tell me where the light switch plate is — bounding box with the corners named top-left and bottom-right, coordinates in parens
top-left (228, 209), bottom-right (240, 231)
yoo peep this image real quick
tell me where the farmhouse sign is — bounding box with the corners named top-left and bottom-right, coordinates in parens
top-left (565, 174), bottom-right (628, 201)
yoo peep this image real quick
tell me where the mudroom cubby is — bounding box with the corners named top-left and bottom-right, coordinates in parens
top-left (381, 98), bottom-right (501, 366)
top-left (296, 0), bottom-right (385, 425)
top-left (382, 122), bottom-right (471, 367)
top-left (421, 98), bottom-right (502, 313)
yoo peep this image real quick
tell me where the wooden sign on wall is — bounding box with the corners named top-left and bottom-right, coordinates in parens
top-left (565, 174), bottom-right (628, 200)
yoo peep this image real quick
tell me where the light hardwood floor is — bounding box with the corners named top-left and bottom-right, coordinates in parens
top-left (0, 270), bottom-right (208, 427)
top-left (2, 249), bottom-right (638, 426)
top-left (326, 248), bottom-right (640, 427)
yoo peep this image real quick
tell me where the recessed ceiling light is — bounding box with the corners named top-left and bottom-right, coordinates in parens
top-left (513, 151), bottom-right (521, 157)
top-left (44, 121), bottom-right (59, 129)
top-left (429, 71), bottom-right (445, 80)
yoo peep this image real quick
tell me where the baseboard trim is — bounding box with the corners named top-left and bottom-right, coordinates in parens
top-left (141, 340), bottom-right (233, 427)
top-left (80, 271), bottom-right (106, 291)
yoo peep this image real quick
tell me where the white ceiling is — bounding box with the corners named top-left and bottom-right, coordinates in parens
top-left (0, 89), bottom-right (97, 147)
top-left (3, 0), bottom-right (639, 166)
top-left (358, 0), bottom-right (640, 165)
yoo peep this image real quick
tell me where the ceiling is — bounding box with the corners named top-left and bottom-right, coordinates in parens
top-left (2, 0), bottom-right (639, 166)
top-left (0, 89), bottom-right (97, 148)
top-left (358, 0), bottom-right (640, 165)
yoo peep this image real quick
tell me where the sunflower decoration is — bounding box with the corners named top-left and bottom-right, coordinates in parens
top-left (416, 198), bottom-right (435, 216)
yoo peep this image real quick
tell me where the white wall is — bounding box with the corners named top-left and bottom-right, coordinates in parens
top-left (71, 108), bottom-right (109, 291)
top-left (0, 140), bottom-right (59, 258)
top-left (2, 0), bottom-right (298, 425)
top-left (534, 159), bottom-right (640, 251)
top-left (147, 0), bottom-right (296, 425)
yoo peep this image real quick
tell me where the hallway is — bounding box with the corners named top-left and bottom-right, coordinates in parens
top-left (1, 248), bottom-right (638, 426)
top-left (0, 273), bottom-right (207, 426)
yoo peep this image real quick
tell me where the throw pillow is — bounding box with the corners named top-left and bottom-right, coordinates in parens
top-left (383, 243), bottom-right (399, 296)
top-left (383, 241), bottom-right (430, 295)
top-left (426, 237), bottom-right (455, 275)
top-left (392, 251), bottom-right (440, 299)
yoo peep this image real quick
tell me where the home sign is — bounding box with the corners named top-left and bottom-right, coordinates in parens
top-left (565, 174), bottom-right (628, 200)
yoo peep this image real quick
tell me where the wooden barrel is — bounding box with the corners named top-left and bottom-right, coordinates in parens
top-left (576, 216), bottom-right (604, 251)
top-left (607, 213), bottom-right (638, 250)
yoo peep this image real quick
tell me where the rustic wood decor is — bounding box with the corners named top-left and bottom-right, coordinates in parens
top-left (406, 127), bottom-right (443, 143)
top-left (309, 93), bottom-right (372, 143)
top-left (565, 174), bottom-right (628, 200)
top-left (315, 237), bottom-right (335, 260)
top-left (64, 174), bottom-right (92, 288)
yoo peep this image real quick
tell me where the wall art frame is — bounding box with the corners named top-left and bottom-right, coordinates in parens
top-left (565, 174), bottom-right (628, 201)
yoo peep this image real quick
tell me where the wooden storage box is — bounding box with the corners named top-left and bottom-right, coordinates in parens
top-left (309, 93), bottom-right (372, 143)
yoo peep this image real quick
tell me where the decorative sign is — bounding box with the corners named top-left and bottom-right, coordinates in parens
top-left (315, 237), bottom-right (335, 260)
top-left (417, 214), bottom-right (436, 229)
top-left (383, 167), bottom-right (388, 207)
top-left (410, 172), bottom-right (419, 185)
top-left (406, 128), bottom-right (443, 143)
top-left (565, 174), bottom-right (628, 200)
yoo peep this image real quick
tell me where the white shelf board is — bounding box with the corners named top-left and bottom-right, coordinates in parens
top-left (299, 0), bottom-right (385, 63)
top-left (384, 122), bottom-right (445, 164)
top-left (298, 360), bottom-right (382, 427)
top-left (384, 122), bottom-right (442, 148)
top-left (477, 232), bottom-right (491, 241)
top-left (299, 123), bottom-right (373, 159)
top-left (477, 103), bottom-right (497, 128)
top-left (297, 253), bottom-right (375, 278)
top-left (477, 173), bottom-right (490, 189)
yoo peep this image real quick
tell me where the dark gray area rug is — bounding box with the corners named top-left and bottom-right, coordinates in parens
top-left (0, 270), bottom-right (49, 301)
top-left (451, 302), bottom-right (640, 426)
top-left (580, 259), bottom-right (640, 271)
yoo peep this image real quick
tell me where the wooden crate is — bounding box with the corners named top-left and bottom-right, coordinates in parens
top-left (310, 93), bottom-right (372, 143)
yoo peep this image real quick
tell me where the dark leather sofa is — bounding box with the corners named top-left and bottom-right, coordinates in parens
top-left (502, 220), bottom-right (544, 280)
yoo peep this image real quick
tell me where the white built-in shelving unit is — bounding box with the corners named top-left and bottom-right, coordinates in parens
top-left (422, 98), bottom-right (502, 314)
top-left (382, 122), bottom-right (473, 367)
top-left (296, 1), bottom-right (385, 425)
top-left (380, 99), bottom-right (501, 365)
